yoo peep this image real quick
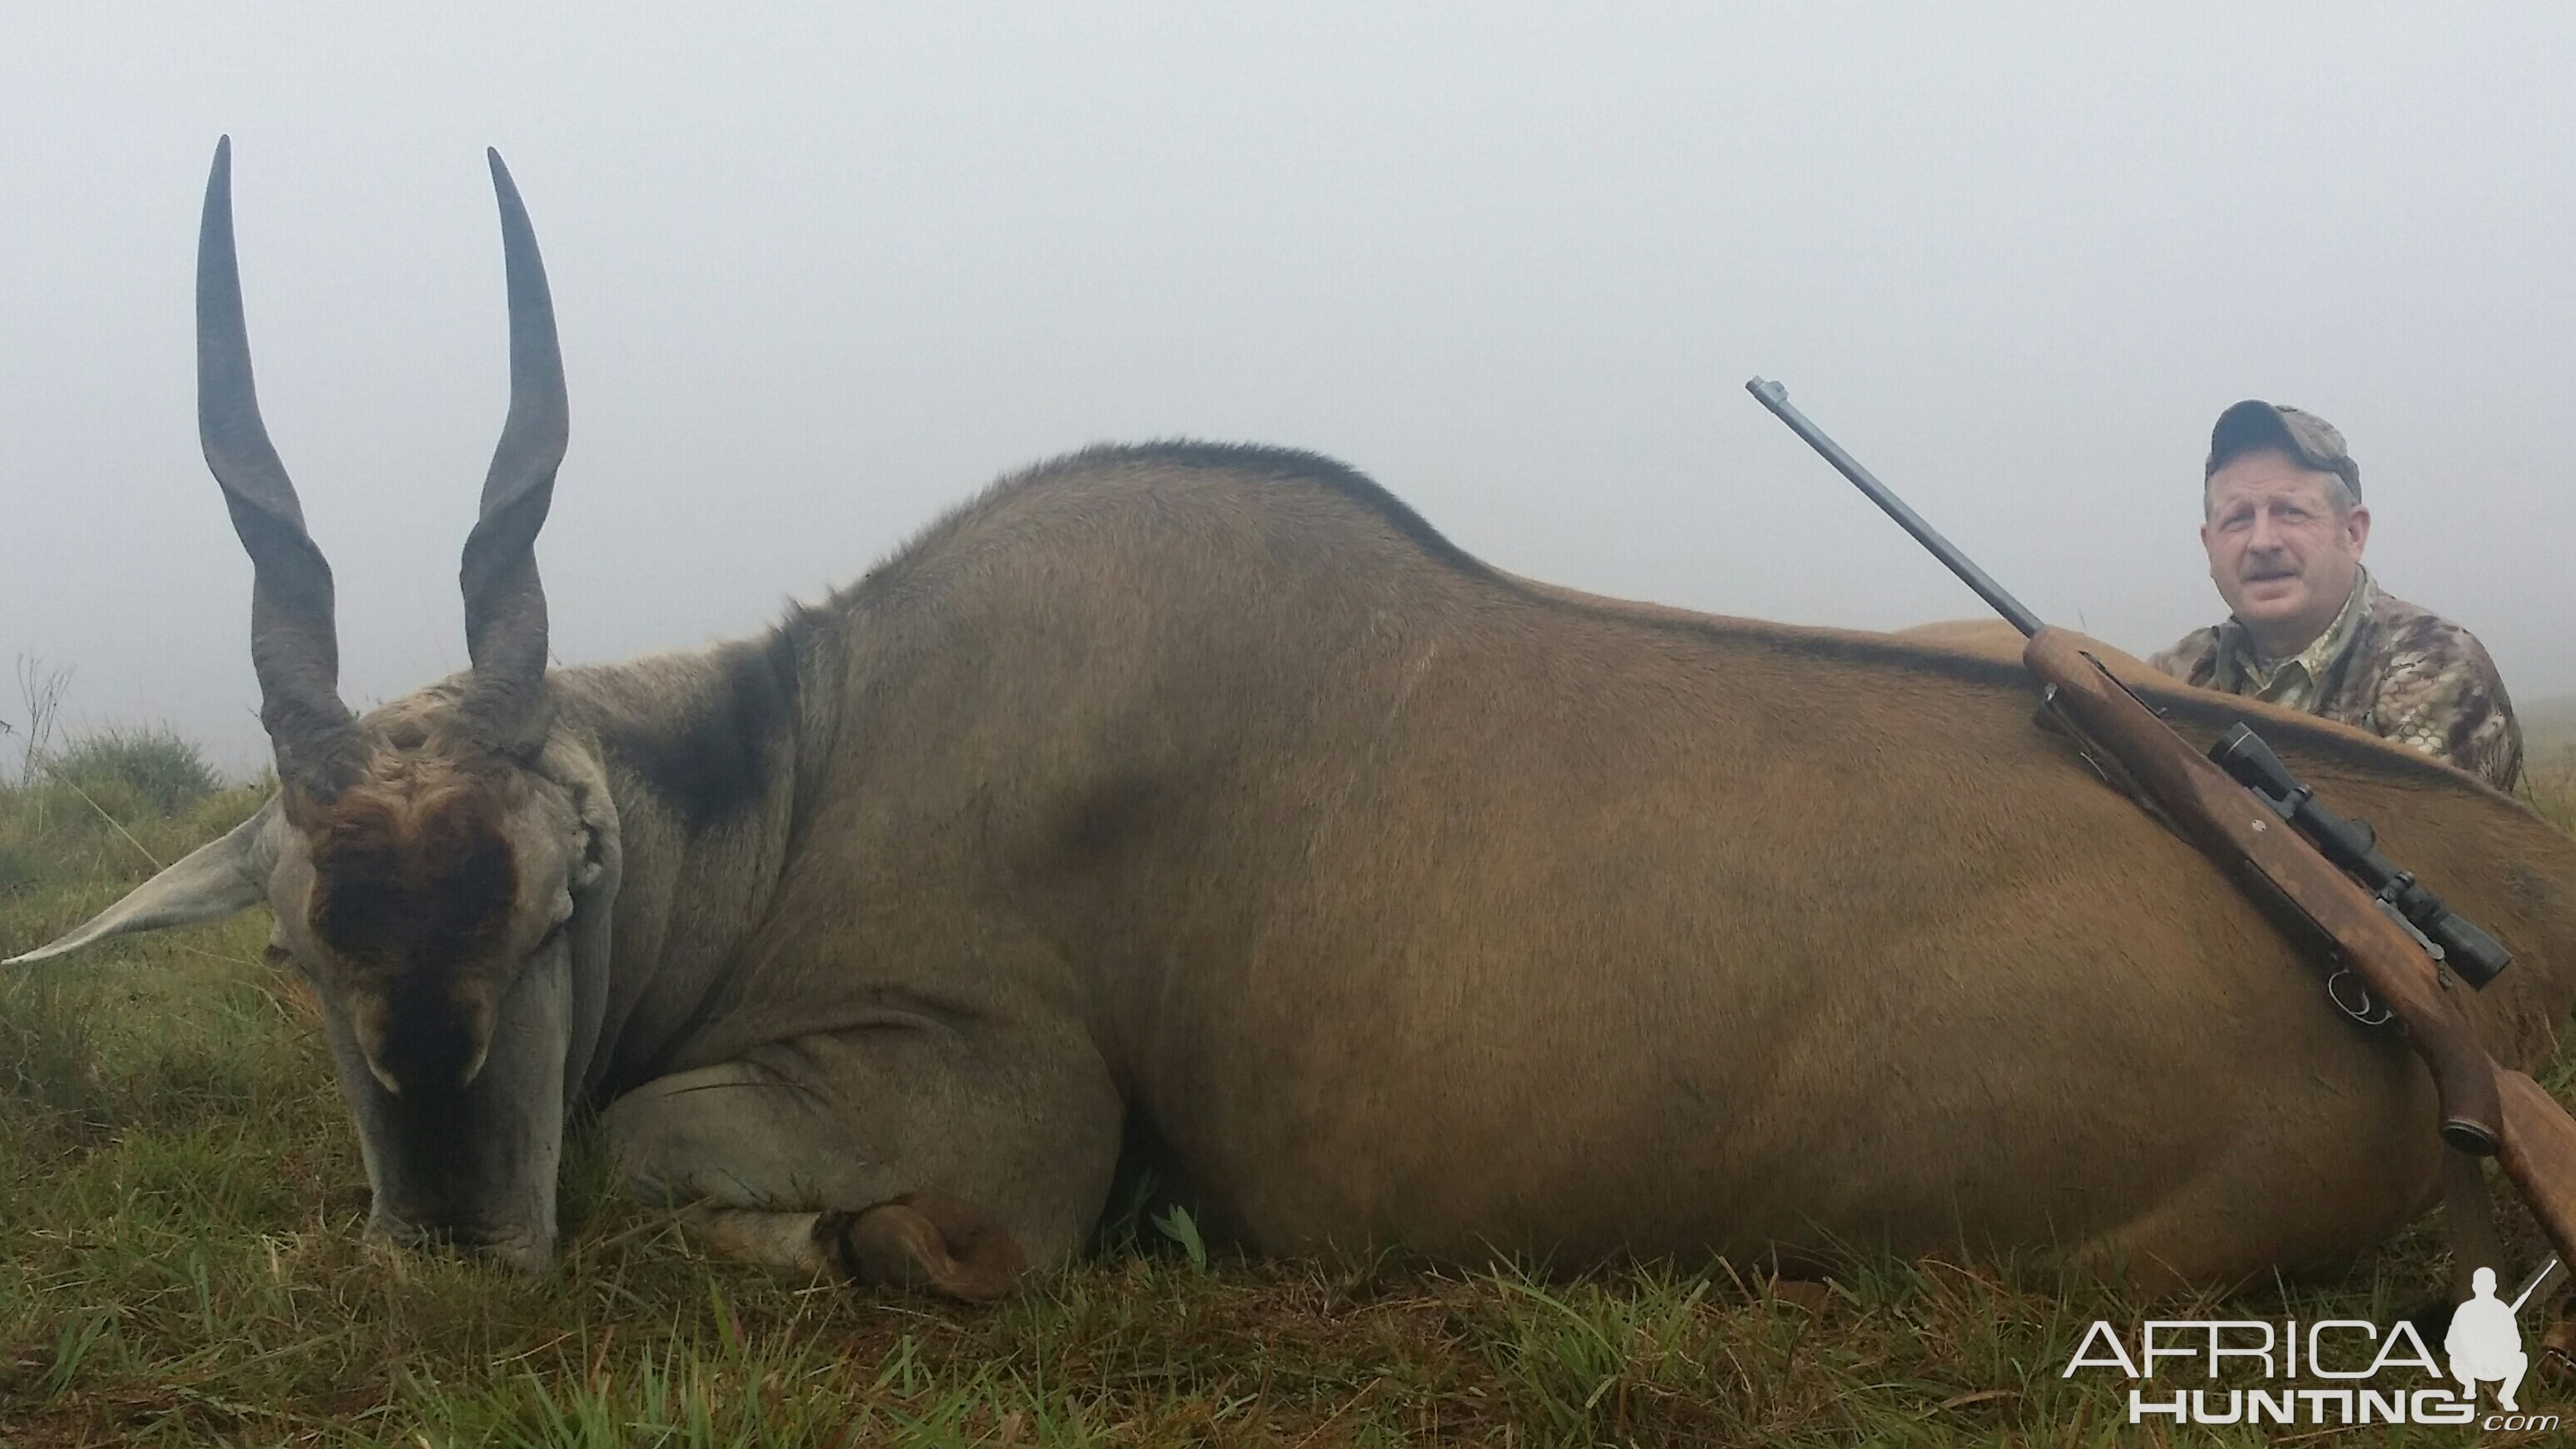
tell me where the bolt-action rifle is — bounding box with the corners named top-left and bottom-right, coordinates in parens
top-left (1746, 377), bottom-right (2576, 1271)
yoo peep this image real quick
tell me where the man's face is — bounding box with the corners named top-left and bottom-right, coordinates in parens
top-left (2201, 449), bottom-right (2370, 655)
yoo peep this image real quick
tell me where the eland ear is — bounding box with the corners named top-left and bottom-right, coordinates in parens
top-left (5, 797), bottom-right (284, 965)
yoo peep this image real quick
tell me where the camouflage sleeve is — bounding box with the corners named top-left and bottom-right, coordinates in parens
top-left (2370, 622), bottom-right (2524, 792)
top-left (2147, 628), bottom-right (2221, 686)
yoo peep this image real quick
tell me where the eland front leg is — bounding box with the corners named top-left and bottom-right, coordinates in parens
top-left (602, 1020), bottom-right (1122, 1299)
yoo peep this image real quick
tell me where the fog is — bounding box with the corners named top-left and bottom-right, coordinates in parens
top-left (4, 5), bottom-right (2570, 773)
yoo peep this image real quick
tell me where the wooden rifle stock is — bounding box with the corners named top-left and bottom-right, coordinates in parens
top-left (2499, 1069), bottom-right (2576, 1268)
top-left (2029, 628), bottom-right (2576, 1266)
top-left (2026, 628), bottom-right (2502, 1151)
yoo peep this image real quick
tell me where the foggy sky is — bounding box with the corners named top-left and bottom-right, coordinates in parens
top-left (5, 5), bottom-right (2572, 774)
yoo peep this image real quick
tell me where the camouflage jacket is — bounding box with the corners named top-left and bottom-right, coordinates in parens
top-left (2147, 571), bottom-right (2524, 792)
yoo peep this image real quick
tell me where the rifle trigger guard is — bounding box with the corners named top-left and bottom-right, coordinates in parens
top-left (2325, 968), bottom-right (2395, 1028)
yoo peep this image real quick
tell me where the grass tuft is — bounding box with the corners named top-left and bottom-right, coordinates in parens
top-left (42, 726), bottom-right (222, 819)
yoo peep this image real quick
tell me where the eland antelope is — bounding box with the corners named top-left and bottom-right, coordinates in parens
top-left (15, 141), bottom-right (2576, 1298)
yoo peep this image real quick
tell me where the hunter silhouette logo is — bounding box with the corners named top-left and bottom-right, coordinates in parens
top-left (2446, 1267), bottom-right (2530, 1411)
top-left (2060, 1262), bottom-right (2560, 1431)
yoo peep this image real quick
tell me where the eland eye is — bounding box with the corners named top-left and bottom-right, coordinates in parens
top-left (572, 828), bottom-right (607, 889)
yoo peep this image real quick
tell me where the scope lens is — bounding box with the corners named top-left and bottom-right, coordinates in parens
top-left (2431, 914), bottom-right (2512, 989)
top-left (2208, 724), bottom-right (2291, 793)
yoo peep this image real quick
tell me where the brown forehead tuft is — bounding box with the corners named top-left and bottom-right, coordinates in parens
top-left (304, 776), bottom-right (518, 971)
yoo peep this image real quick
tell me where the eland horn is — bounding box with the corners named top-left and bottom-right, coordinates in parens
top-left (197, 136), bottom-right (363, 800)
top-left (456, 148), bottom-right (567, 757)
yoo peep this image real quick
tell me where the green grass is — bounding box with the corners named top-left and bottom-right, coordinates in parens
top-left (37, 727), bottom-right (223, 820)
top-left (2, 739), bottom-right (2574, 1445)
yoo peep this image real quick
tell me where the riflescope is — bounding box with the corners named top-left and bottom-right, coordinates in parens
top-left (2208, 722), bottom-right (2512, 988)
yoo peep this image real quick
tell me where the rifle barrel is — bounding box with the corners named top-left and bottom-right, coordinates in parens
top-left (1746, 378), bottom-right (2045, 638)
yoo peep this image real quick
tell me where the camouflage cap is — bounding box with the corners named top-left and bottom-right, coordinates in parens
top-left (2207, 399), bottom-right (2361, 501)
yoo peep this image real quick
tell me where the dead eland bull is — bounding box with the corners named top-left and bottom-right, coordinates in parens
top-left (15, 142), bottom-right (2576, 1300)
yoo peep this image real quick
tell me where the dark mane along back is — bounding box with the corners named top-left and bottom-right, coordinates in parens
top-left (592, 626), bottom-right (806, 832)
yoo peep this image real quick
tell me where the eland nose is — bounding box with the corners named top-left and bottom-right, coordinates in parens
top-left (366, 1212), bottom-right (553, 1275)
top-left (362, 980), bottom-right (498, 1094)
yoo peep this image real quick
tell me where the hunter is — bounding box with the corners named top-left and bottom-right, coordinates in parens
top-left (2150, 399), bottom-right (2524, 792)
